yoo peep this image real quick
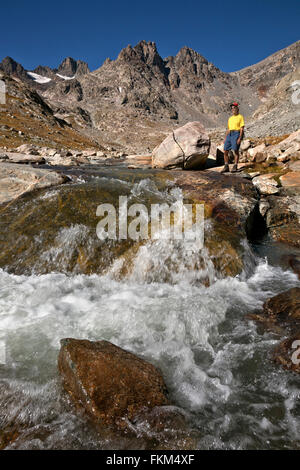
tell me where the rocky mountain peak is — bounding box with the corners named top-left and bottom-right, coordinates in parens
top-left (134, 40), bottom-right (160, 61)
top-left (57, 57), bottom-right (89, 77)
top-left (0, 56), bottom-right (29, 81)
top-left (175, 46), bottom-right (209, 65)
top-left (117, 40), bottom-right (166, 73)
top-left (33, 65), bottom-right (55, 78)
top-left (0, 39), bottom-right (299, 155)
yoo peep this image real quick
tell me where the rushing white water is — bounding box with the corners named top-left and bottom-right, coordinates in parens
top-left (1, 175), bottom-right (300, 449)
top-left (0, 257), bottom-right (299, 449)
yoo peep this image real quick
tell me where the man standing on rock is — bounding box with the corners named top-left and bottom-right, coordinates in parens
top-left (221, 102), bottom-right (245, 173)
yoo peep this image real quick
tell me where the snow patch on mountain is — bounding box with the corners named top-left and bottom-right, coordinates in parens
top-left (56, 73), bottom-right (75, 80)
top-left (27, 72), bottom-right (52, 84)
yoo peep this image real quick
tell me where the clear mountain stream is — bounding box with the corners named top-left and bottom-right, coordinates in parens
top-left (0, 166), bottom-right (299, 450)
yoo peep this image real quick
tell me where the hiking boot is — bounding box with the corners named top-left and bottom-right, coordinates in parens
top-left (220, 164), bottom-right (229, 173)
top-left (231, 164), bottom-right (238, 173)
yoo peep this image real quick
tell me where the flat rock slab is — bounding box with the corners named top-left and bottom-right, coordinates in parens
top-left (280, 171), bottom-right (300, 188)
top-left (125, 155), bottom-right (152, 168)
top-left (58, 339), bottom-right (169, 428)
top-left (0, 163), bottom-right (66, 205)
top-left (287, 160), bottom-right (300, 172)
top-left (204, 162), bottom-right (250, 173)
top-left (3, 152), bottom-right (45, 164)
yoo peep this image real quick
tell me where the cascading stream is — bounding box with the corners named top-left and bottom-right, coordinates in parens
top-left (0, 169), bottom-right (299, 450)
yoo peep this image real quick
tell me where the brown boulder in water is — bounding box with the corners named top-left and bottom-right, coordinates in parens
top-left (58, 338), bottom-right (169, 427)
top-left (262, 287), bottom-right (300, 323)
top-left (250, 288), bottom-right (300, 374)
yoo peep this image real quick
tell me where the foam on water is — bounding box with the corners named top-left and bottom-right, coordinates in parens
top-left (0, 255), bottom-right (300, 449)
top-left (1, 175), bottom-right (300, 449)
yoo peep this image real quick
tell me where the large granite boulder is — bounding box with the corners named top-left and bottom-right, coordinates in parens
top-left (152, 122), bottom-right (210, 170)
top-left (58, 339), bottom-right (169, 428)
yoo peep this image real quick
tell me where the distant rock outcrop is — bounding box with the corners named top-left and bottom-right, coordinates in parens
top-left (57, 57), bottom-right (90, 77)
top-left (0, 56), bottom-right (30, 82)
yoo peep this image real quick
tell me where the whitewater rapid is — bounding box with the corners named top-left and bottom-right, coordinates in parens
top-left (1, 173), bottom-right (300, 449)
top-left (0, 256), bottom-right (299, 449)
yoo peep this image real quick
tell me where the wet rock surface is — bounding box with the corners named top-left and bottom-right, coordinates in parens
top-left (58, 339), bottom-right (169, 428)
top-left (0, 165), bottom-right (259, 282)
top-left (0, 162), bottom-right (67, 205)
top-left (174, 169), bottom-right (259, 237)
top-left (263, 287), bottom-right (300, 324)
top-left (250, 287), bottom-right (300, 374)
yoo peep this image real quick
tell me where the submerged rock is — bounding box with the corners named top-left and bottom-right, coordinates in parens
top-left (0, 427), bottom-right (20, 450)
top-left (152, 121), bottom-right (210, 170)
top-left (173, 170), bottom-right (259, 237)
top-left (250, 287), bottom-right (300, 374)
top-left (263, 287), bottom-right (300, 323)
top-left (58, 339), bottom-right (169, 428)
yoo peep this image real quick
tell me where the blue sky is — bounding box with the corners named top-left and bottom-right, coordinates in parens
top-left (1, 0), bottom-right (299, 73)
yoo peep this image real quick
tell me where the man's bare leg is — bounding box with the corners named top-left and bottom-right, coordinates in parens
top-left (231, 150), bottom-right (239, 172)
top-left (232, 150), bottom-right (239, 165)
top-left (221, 151), bottom-right (230, 172)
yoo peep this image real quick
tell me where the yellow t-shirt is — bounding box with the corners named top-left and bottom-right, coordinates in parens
top-left (228, 114), bottom-right (245, 131)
